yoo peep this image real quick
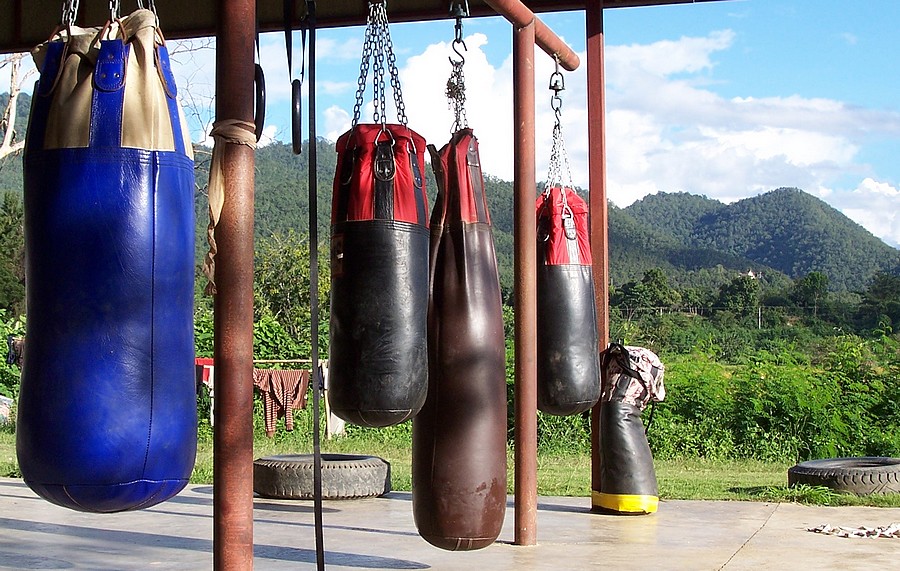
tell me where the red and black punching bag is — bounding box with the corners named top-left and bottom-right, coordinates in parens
top-left (535, 186), bottom-right (601, 416)
top-left (412, 129), bottom-right (507, 551)
top-left (18, 9), bottom-right (197, 513)
top-left (329, 124), bottom-right (430, 427)
top-left (328, 2), bottom-right (430, 428)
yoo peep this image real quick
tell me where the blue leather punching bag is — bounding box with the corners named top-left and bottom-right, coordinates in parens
top-left (17, 9), bottom-right (197, 513)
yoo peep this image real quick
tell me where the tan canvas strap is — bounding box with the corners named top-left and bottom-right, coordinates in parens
top-left (203, 120), bottom-right (258, 295)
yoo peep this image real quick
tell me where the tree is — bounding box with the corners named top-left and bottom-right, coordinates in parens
top-left (253, 230), bottom-right (331, 359)
top-left (717, 275), bottom-right (760, 316)
top-left (0, 192), bottom-right (24, 312)
top-left (1, 54), bottom-right (35, 161)
top-left (639, 268), bottom-right (682, 310)
top-left (792, 271), bottom-right (829, 317)
top-left (857, 272), bottom-right (900, 332)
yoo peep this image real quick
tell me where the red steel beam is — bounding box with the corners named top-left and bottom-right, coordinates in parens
top-left (483, 0), bottom-right (580, 71)
top-left (586, 0), bottom-right (611, 511)
top-left (512, 18), bottom-right (538, 547)
top-left (213, 0), bottom-right (257, 569)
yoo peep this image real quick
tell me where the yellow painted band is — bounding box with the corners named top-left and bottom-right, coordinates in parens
top-left (592, 491), bottom-right (659, 514)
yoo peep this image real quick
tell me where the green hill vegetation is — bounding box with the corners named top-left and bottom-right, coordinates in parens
top-left (625, 188), bottom-right (900, 292)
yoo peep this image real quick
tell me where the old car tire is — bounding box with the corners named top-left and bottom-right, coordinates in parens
top-left (254, 454), bottom-right (391, 500)
top-left (788, 457), bottom-right (900, 496)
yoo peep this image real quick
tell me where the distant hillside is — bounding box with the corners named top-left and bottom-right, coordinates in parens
top-left (608, 203), bottom-right (787, 291)
top-left (625, 188), bottom-right (900, 291)
top-left (3, 122), bottom-right (896, 295)
top-left (625, 191), bottom-right (722, 244)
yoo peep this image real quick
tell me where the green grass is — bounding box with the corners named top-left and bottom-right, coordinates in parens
top-left (4, 421), bottom-right (900, 508)
top-left (0, 430), bottom-right (19, 478)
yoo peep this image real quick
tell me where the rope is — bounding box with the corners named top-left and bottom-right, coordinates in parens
top-left (202, 120), bottom-right (257, 295)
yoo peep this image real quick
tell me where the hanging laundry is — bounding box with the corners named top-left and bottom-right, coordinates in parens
top-left (5, 336), bottom-right (24, 368)
top-left (195, 358), bottom-right (215, 390)
top-left (253, 369), bottom-right (310, 437)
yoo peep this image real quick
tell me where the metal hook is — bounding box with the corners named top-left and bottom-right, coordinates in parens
top-left (450, 38), bottom-right (467, 64)
top-left (549, 54), bottom-right (565, 93)
top-left (449, 15), bottom-right (467, 64)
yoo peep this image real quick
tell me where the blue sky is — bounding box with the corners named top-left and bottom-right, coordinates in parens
top-left (272, 0), bottom-right (899, 247)
top-left (11, 1), bottom-right (895, 247)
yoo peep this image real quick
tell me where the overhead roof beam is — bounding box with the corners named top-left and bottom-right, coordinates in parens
top-left (483, 0), bottom-right (580, 70)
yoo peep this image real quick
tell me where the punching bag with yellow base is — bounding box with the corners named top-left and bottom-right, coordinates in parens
top-left (593, 344), bottom-right (666, 515)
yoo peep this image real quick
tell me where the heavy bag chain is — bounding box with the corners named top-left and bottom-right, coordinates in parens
top-left (62, 0), bottom-right (158, 26)
top-left (446, 2), bottom-right (469, 132)
top-left (544, 55), bottom-right (577, 240)
top-left (351, 1), bottom-right (408, 131)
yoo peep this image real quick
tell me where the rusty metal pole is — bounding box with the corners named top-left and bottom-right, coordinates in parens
top-left (214, 0), bottom-right (256, 568)
top-left (483, 0), bottom-right (579, 71)
top-left (513, 17), bottom-right (538, 547)
top-left (586, 0), bottom-right (610, 512)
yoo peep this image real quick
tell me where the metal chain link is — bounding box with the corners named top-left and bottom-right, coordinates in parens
top-left (136, 0), bottom-right (158, 16)
top-left (62, 0), bottom-right (80, 26)
top-left (351, 20), bottom-right (374, 127)
top-left (372, 13), bottom-right (387, 127)
top-left (445, 17), bottom-right (468, 132)
top-left (350, 1), bottom-right (408, 129)
top-left (383, 16), bottom-right (407, 126)
top-left (446, 59), bottom-right (467, 132)
top-left (546, 55), bottom-right (574, 193)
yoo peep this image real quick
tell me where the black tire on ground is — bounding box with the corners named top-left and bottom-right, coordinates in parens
top-left (788, 457), bottom-right (900, 496)
top-left (253, 454), bottom-right (391, 500)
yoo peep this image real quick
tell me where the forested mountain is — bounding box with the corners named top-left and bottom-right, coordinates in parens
top-left (2, 124), bottom-right (897, 302)
top-left (625, 188), bottom-right (900, 291)
top-left (625, 192), bottom-right (722, 244)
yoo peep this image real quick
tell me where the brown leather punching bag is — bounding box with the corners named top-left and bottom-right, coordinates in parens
top-left (412, 129), bottom-right (507, 551)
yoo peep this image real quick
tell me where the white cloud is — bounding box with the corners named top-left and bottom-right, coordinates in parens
top-left (387, 29), bottom-right (900, 249)
top-left (257, 125), bottom-right (279, 147)
top-left (608, 30), bottom-right (735, 77)
top-left (840, 32), bottom-right (858, 46)
top-left (833, 178), bottom-right (900, 247)
top-left (161, 28), bottom-right (900, 248)
top-left (324, 105), bottom-right (352, 143)
top-left (317, 37), bottom-right (364, 61)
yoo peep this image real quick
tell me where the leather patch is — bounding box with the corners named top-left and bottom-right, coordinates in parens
top-left (374, 141), bottom-right (395, 220)
top-left (94, 40), bottom-right (127, 93)
top-left (156, 45), bottom-right (178, 99)
top-left (374, 140), bottom-right (396, 182)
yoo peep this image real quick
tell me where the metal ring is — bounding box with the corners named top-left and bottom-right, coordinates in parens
top-left (254, 63), bottom-right (266, 142)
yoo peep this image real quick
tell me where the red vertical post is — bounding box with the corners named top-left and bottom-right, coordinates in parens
top-left (587, 0), bottom-right (610, 511)
top-left (214, 0), bottom-right (256, 568)
top-left (513, 17), bottom-right (538, 547)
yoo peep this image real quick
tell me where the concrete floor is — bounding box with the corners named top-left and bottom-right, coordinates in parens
top-left (0, 477), bottom-right (897, 570)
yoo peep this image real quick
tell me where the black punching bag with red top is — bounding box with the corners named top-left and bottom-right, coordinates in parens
top-left (328, 2), bottom-right (431, 428)
top-left (535, 186), bottom-right (601, 416)
top-left (329, 124), bottom-right (430, 428)
top-left (412, 129), bottom-right (508, 551)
